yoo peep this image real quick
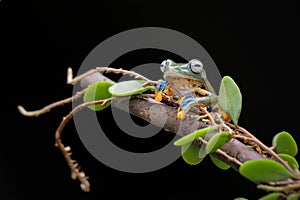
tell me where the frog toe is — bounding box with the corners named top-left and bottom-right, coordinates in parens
top-left (177, 110), bottom-right (185, 119)
top-left (155, 91), bottom-right (163, 102)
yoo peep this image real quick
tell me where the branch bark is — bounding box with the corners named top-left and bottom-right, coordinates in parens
top-left (112, 95), bottom-right (263, 172)
top-left (18, 68), bottom-right (300, 197)
top-left (82, 71), bottom-right (264, 172)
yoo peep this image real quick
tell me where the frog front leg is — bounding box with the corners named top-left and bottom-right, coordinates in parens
top-left (154, 80), bottom-right (173, 102)
top-left (177, 93), bottom-right (218, 119)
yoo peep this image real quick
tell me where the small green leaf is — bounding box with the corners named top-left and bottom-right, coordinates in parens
top-left (239, 159), bottom-right (296, 182)
top-left (272, 131), bottom-right (298, 156)
top-left (278, 153), bottom-right (299, 170)
top-left (234, 198), bottom-right (248, 200)
top-left (206, 132), bottom-right (231, 154)
top-left (83, 81), bottom-right (114, 111)
top-left (258, 192), bottom-right (284, 200)
top-left (287, 193), bottom-right (300, 200)
top-left (218, 76), bottom-right (242, 126)
top-left (174, 125), bottom-right (218, 146)
top-left (108, 80), bottom-right (155, 96)
top-left (209, 154), bottom-right (230, 170)
top-left (181, 142), bottom-right (203, 165)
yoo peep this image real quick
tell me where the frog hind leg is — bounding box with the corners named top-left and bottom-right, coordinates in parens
top-left (177, 94), bottom-right (195, 118)
top-left (210, 104), bottom-right (231, 122)
top-left (177, 94), bottom-right (218, 119)
top-left (195, 87), bottom-right (230, 122)
top-left (195, 88), bottom-right (212, 96)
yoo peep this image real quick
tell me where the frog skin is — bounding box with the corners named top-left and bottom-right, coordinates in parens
top-left (155, 59), bottom-right (227, 120)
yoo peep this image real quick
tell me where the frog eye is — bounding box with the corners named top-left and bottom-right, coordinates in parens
top-left (160, 59), bottom-right (173, 72)
top-left (189, 59), bottom-right (203, 74)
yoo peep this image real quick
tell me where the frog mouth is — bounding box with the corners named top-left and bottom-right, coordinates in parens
top-left (164, 72), bottom-right (199, 81)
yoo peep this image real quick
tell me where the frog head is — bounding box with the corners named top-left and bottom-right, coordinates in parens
top-left (159, 59), bottom-right (215, 94)
top-left (160, 59), bottom-right (207, 81)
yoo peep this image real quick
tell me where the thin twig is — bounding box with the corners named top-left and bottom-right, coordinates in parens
top-left (228, 123), bottom-right (300, 178)
top-left (17, 88), bottom-right (87, 117)
top-left (199, 107), bottom-right (217, 126)
top-left (221, 122), bottom-right (233, 134)
top-left (197, 109), bottom-right (242, 166)
top-left (54, 98), bottom-right (112, 192)
top-left (197, 137), bottom-right (243, 167)
top-left (257, 181), bottom-right (300, 192)
top-left (67, 67), bottom-right (158, 85)
top-left (234, 135), bottom-right (256, 142)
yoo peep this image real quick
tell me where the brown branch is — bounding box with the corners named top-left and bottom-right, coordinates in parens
top-left (227, 123), bottom-right (300, 178)
top-left (67, 67), bottom-right (158, 86)
top-left (17, 88), bottom-right (87, 117)
top-left (18, 69), bottom-right (300, 195)
top-left (238, 126), bottom-right (296, 175)
top-left (16, 71), bottom-right (270, 175)
top-left (112, 96), bottom-right (263, 171)
top-left (54, 97), bottom-right (112, 192)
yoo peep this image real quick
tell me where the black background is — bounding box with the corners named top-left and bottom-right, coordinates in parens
top-left (1, 1), bottom-right (299, 199)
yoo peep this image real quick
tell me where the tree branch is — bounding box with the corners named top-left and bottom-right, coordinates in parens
top-left (112, 95), bottom-right (263, 171)
top-left (18, 69), bottom-right (300, 196)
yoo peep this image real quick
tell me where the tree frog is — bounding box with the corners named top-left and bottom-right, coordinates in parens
top-left (155, 59), bottom-right (226, 120)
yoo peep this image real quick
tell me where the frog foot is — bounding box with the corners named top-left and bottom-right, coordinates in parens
top-left (176, 94), bottom-right (196, 119)
top-left (155, 91), bottom-right (163, 102)
top-left (154, 80), bottom-right (173, 102)
top-left (176, 94), bottom-right (218, 119)
top-left (176, 107), bottom-right (185, 119)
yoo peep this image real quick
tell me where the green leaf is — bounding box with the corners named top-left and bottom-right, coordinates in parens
top-left (239, 159), bottom-right (296, 182)
top-left (181, 142), bottom-right (203, 165)
top-left (272, 131), bottom-right (298, 156)
top-left (258, 192), bottom-right (284, 200)
top-left (108, 80), bottom-right (155, 96)
top-left (278, 153), bottom-right (299, 170)
top-left (206, 132), bottom-right (231, 154)
top-left (234, 198), bottom-right (248, 200)
top-left (83, 81), bottom-right (114, 111)
top-left (174, 125), bottom-right (218, 146)
top-left (218, 76), bottom-right (242, 126)
top-left (209, 154), bottom-right (230, 170)
top-left (287, 193), bottom-right (300, 200)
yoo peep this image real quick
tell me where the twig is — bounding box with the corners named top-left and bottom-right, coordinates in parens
top-left (54, 98), bottom-right (112, 192)
top-left (227, 123), bottom-right (300, 178)
top-left (199, 107), bottom-right (217, 126)
top-left (197, 137), bottom-right (243, 167)
top-left (67, 67), bottom-right (158, 86)
top-left (239, 126), bottom-right (299, 178)
top-left (197, 108), bottom-right (241, 166)
top-left (257, 181), bottom-right (300, 193)
top-left (17, 88), bottom-right (87, 117)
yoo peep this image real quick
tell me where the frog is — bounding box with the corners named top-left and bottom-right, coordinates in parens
top-left (155, 59), bottom-right (229, 121)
